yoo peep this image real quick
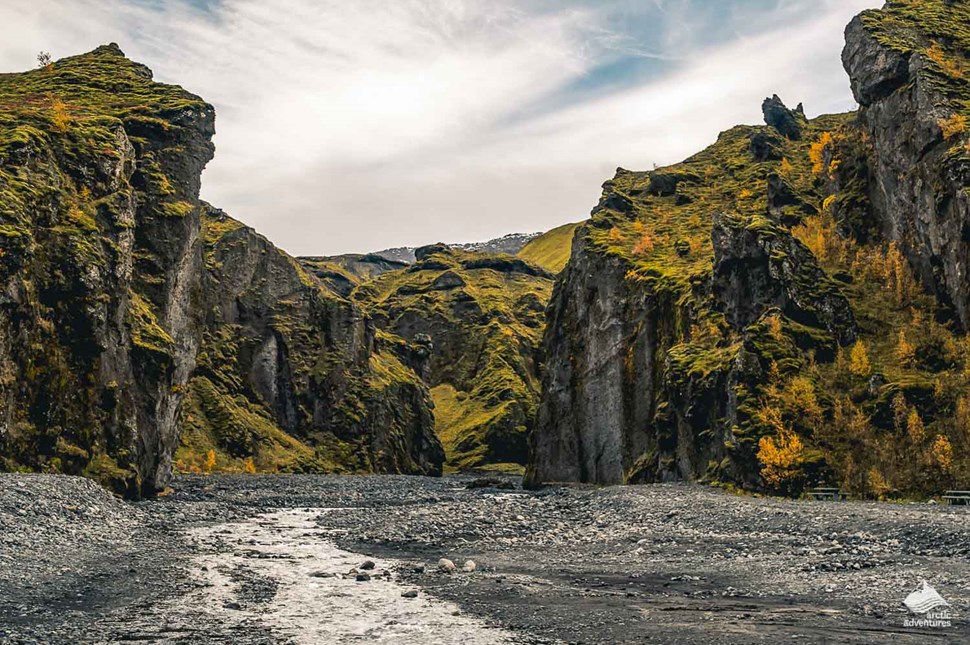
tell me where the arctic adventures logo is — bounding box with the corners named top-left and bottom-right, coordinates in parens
top-left (902, 581), bottom-right (952, 629)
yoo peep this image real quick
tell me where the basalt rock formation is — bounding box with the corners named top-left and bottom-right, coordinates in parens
top-left (527, 0), bottom-right (970, 497)
top-left (709, 212), bottom-right (855, 343)
top-left (0, 46), bottom-right (442, 495)
top-left (762, 94), bottom-right (806, 141)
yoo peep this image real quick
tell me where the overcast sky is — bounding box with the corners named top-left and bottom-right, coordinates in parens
top-left (1, 0), bottom-right (882, 256)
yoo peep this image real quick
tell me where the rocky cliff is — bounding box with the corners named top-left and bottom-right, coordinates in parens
top-left (0, 47), bottom-right (443, 495)
top-left (843, 1), bottom-right (970, 328)
top-left (0, 45), bottom-right (212, 496)
top-left (353, 245), bottom-right (553, 471)
top-left (528, 0), bottom-right (970, 497)
top-left (527, 118), bottom-right (856, 487)
top-left (176, 206), bottom-right (443, 476)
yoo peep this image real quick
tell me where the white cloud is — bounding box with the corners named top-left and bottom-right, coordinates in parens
top-left (0, 0), bottom-right (882, 255)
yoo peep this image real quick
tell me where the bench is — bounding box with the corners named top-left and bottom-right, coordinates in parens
top-left (943, 490), bottom-right (970, 506)
top-left (809, 487), bottom-right (842, 501)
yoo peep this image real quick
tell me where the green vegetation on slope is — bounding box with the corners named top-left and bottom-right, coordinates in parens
top-left (176, 208), bottom-right (443, 477)
top-left (298, 254), bottom-right (408, 298)
top-left (517, 221), bottom-right (582, 273)
top-left (353, 246), bottom-right (553, 470)
top-left (558, 75), bottom-right (970, 497)
top-left (0, 45), bottom-right (213, 495)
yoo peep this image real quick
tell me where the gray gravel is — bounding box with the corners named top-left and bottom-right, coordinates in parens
top-left (1, 473), bottom-right (969, 643)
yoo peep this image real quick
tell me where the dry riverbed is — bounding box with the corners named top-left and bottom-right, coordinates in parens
top-left (1, 473), bottom-right (968, 643)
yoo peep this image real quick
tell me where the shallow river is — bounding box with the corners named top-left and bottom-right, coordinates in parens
top-left (187, 509), bottom-right (511, 644)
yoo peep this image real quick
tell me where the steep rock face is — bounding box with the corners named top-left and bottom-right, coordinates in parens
top-left (526, 104), bottom-right (862, 489)
top-left (710, 213), bottom-right (855, 344)
top-left (527, 208), bottom-right (855, 487)
top-left (178, 207), bottom-right (443, 476)
top-left (526, 232), bottom-right (668, 484)
top-left (0, 45), bottom-right (213, 496)
top-left (0, 46), bottom-right (443, 494)
top-left (353, 246), bottom-right (552, 470)
top-left (843, 2), bottom-right (970, 327)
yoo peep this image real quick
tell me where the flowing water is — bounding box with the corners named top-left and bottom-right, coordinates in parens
top-left (186, 509), bottom-right (511, 644)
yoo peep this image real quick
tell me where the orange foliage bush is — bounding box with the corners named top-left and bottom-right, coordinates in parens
top-left (632, 231), bottom-right (655, 256)
top-left (939, 113), bottom-right (967, 139)
top-left (926, 42), bottom-right (963, 79)
top-left (50, 97), bottom-right (70, 133)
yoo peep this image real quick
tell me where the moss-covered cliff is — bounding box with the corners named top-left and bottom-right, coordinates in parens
top-left (0, 47), bottom-right (443, 494)
top-left (175, 206), bottom-right (443, 476)
top-left (176, 206), bottom-right (444, 474)
top-left (844, 0), bottom-right (970, 327)
top-left (528, 0), bottom-right (970, 498)
top-left (0, 44), bottom-right (213, 496)
top-left (351, 245), bottom-right (553, 472)
top-left (528, 106), bottom-right (854, 488)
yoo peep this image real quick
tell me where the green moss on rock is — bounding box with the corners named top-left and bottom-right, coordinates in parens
top-left (352, 246), bottom-right (552, 470)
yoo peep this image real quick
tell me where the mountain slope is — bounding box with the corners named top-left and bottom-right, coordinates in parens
top-left (527, 0), bottom-right (970, 499)
top-left (0, 47), bottom-right (443, 494)
top-left (298, 254), bottom-right (408, 297)
top-left (176, 206), bottom-right (443, 476)
top-left (352, 245), bottom-right (553, 471)
top-left (517, 221), bottom-right (582, 273)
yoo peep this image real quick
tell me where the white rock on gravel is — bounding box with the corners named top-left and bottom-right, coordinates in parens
top-left (438, 558), bottom-right (457, 573)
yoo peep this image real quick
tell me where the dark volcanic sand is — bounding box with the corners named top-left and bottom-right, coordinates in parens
top-left (1, 473), bottom-right (968, 644)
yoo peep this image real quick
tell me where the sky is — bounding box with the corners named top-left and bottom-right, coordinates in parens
top-left (0, 0), bottom-right (883, 256)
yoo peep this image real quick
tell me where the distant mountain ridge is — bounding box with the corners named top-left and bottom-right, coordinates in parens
top-left (368, 232), bottom-right (542, 264)
top-left (302, 232), bottom-right (548, 292)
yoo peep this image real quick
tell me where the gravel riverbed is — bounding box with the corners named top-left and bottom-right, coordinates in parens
top-left (1, 473), bottom-right (968, 643)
